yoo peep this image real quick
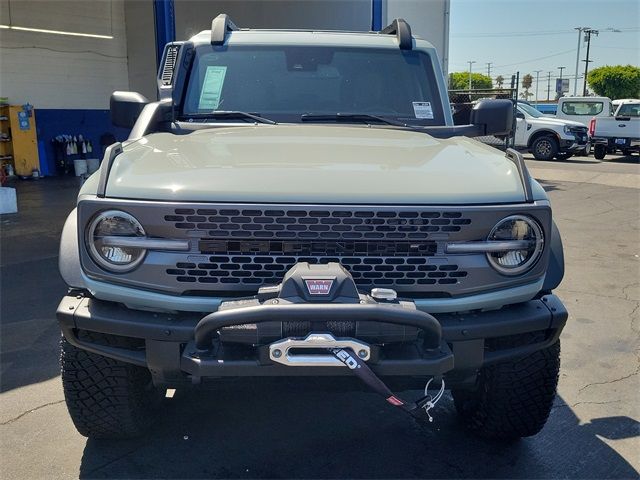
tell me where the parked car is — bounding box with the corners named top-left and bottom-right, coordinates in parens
top-left (590, 99), bottom-right (640, 159)
top-left (57, 15), bottom-right (567, 442)
top-left (514, 102), bottom-right (589, 160)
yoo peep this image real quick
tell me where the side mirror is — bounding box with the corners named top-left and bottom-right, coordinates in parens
top-left (470, 99), bottom-right (514, 136)
top-left (515, 111), bottom-right (525, 119)
top-left (110, 91), bottom-right (149, 128)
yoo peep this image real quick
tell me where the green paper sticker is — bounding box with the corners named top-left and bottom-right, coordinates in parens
top-left (198, 66), bottom-right (227, 110)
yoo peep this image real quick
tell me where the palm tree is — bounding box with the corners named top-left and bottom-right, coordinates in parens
top-left (495, 75), bottom-right (504, 88)
top-left (521, 74), bottom-right (534, 101)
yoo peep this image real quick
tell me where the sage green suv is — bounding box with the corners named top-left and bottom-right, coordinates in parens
top-left (57, 14), bottom-right (567, 441)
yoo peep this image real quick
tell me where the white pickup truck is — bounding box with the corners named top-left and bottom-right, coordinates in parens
top-left (515, 102), bottom-right (589, 160)
top-left (590, 99), bottom-right (640, 159)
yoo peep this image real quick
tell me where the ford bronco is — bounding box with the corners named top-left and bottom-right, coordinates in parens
top-left (57, 15), bottom-right (567, 441)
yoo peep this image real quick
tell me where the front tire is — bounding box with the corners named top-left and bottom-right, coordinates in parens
top-left (593, 144), bottom-right (607, 160)
top-left (452, 334), bottom-right (560, 441)
top-left (60, 334), bottom-right (158, 439)
top-left (531, 136), bottom-right (558, 160)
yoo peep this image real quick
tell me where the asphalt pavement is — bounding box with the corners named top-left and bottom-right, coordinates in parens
top-left (1, 153), bottom-right (638, 479)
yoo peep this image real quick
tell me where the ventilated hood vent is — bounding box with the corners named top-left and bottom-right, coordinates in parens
top-left (161, 45), bottom-right (180, 86)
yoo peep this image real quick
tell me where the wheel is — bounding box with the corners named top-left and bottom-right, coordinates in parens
top-left (577, 144), bottom-right (590, 156)
top-left (60, 333), bottom-right (159, 438)
top-left (531, 136), bottom-right (558, 160)
top-left (555, 152), bottom-right (573, 161)
top-left (593, 144), bottom-right (607, 160)
top-left (452, 333), bottom-right (560, 441)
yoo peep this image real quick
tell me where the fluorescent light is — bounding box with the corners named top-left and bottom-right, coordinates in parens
top-left (0, 24), bottom-right (113, 39)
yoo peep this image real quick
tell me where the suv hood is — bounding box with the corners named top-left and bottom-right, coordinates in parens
top-left (104, 125), bottom-right (527, 204)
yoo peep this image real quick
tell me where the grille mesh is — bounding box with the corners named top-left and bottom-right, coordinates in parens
top-left (164, 207), bottom-right (472, 292)
top-left (164, 208), bottom-right (471, 240)
top-left (167, 256), bottom-right (467, 288)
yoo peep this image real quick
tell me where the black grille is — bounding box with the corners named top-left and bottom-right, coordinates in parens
top-left (164, 207), bottom-right (472, 292)
top-left (164, 208), bottom-right (471, 240)
top-left (166, 256), bottom-right (467, 288)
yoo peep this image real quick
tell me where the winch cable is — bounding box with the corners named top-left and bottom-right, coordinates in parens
top-left (329, 348), bottom-right (445, 422)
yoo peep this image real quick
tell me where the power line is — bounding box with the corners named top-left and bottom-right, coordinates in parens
top-left (492, 49), bottom-right (576, 68)
top-left (452, 27), bottom-right (639, 38)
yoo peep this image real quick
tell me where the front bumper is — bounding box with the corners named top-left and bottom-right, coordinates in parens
top-left (57, 293), bottom-right (568, 386)
top-left (559, 138), bottom-right (589, 152)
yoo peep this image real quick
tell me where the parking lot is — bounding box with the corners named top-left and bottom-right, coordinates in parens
top-left (1, 154), bottom-right (638, 479)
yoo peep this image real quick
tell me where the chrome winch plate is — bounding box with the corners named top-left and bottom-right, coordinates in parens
top-left (269, 333), bottom-right (370, 367)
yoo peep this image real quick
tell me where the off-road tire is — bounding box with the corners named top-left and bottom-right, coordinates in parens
top-left (593, 144), bottom-right (607, 160)
top-left (452, 334), bottom-right (560, 441)
top-left (531, 136), bottom-right (558, 161)
top-left (60, 333), bottom-right (158, 439)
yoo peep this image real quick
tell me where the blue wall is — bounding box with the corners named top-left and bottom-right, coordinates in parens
top-left (35, 109), bottom-right (130, 176)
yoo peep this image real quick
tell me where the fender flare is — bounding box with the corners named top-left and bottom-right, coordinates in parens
top-left (542, 220), bottom-right (565, 292)
top-left (59, 208), bottom-right (87, 289)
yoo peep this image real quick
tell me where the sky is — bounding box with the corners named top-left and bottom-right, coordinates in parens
top-left (448, 0), bottom-right (640, 98)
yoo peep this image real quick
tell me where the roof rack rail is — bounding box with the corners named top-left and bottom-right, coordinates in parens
top-left (380, 18), bottom-right (412, 50)
top-left (211, 13), bottom-right (239, 45)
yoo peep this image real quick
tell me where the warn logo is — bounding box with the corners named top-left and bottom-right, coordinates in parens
top-left (304, 279), bottom-right (334, 295)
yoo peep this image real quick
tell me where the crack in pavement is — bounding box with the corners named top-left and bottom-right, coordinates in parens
top-left (578, 363), bottom-right (640, 394)
top-left (553, 400), bottom-right (623, 410)
top-left (0, 399), bottom-right (66, 426)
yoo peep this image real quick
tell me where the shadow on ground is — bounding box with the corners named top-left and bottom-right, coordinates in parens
top-left (78, 387), bottom-right (639, 479)
top-left (605, 154), bottom-right (639, 165)
top-left (0, 177), bottom-right (79, 392)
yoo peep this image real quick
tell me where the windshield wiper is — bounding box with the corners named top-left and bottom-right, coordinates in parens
top-left (301, 112), bottom-right (417, 129)
top-left (183, 111), bottom-right (277, 125)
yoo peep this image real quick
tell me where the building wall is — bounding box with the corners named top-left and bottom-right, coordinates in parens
top-left (174, 0), bottom-right (372, 40)
top-left (0, 0), bottom-right (129, 109)
top-left (124, 0), bottom-right (157, 101)
top-left (0, 0), bottom-right (131, 175)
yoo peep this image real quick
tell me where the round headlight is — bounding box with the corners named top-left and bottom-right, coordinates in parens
top-left (486, 215), bottom-right (544, 275)
top-left (87, 210), bottom-right (146, 272)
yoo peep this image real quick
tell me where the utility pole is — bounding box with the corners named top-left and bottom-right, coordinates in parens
top-left (547, 71), bottom-right (552, 101)
top-left (573, 27), bottom-right (587, 96)
top-left (582, 28), bottom-right (598, 96)
top-left (486, 62), bottom-right (493, 78)
top-left (534, 70), bottom-right (543, 105)
top-left (467, 61), bottom-right (476, 90)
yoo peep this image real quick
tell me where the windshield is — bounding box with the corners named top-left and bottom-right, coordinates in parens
top-left (182, 46), bottom-right (444, 125)
top-left (561, 101), bottom-right (604, 116)
top-left (617, 103), bottom-right (640, 117)
top-left (518, 103), bottom-right (544, 118)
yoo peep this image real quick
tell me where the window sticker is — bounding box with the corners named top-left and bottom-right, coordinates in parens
top-left (412, 101), bottom-right (434, 119)
top-left (198, 66), bottom-right (227, 110)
